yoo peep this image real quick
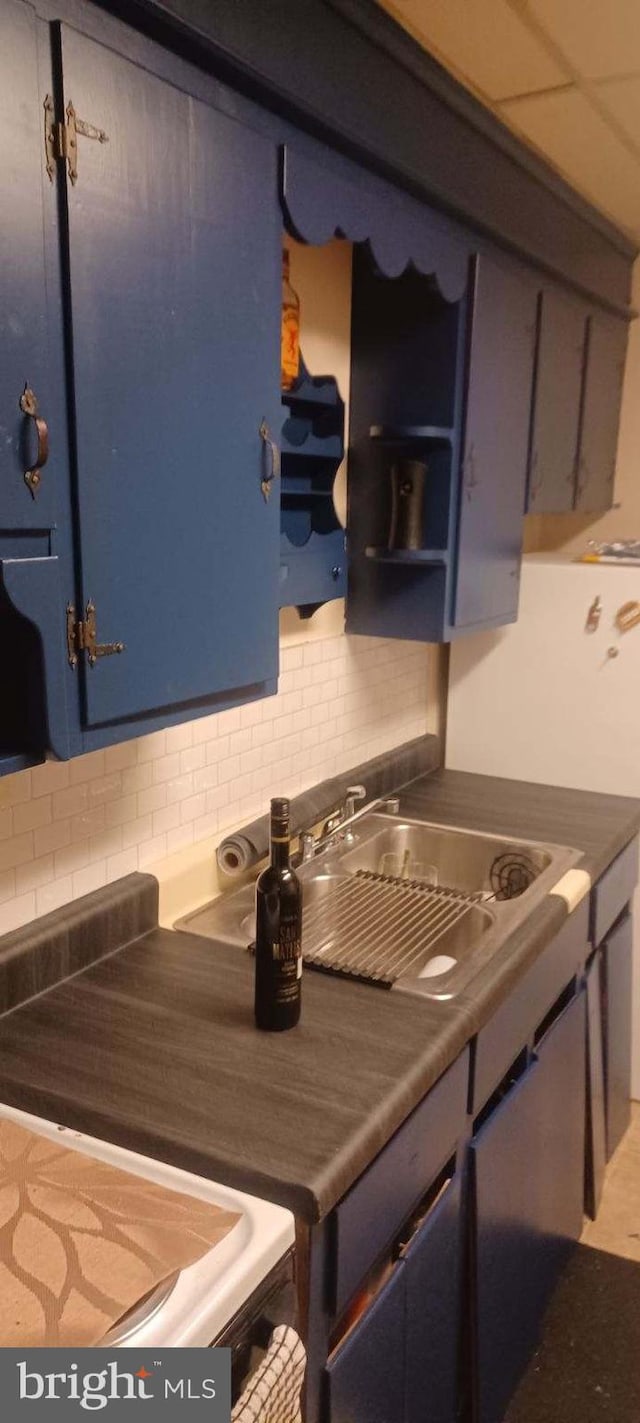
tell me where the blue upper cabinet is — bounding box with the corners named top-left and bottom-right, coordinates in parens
top-left (55, 24), bottom-right (281, 726)
top-left (453, 254), bottom-right (537, 631)
top-left (575, 312), bottom-right (628, 513)
top-left (527, 288), bottom-right (587, 514)
top-left (0, 0), bottom-right (57, 530)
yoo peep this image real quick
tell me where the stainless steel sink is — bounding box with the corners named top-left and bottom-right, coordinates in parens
top-left (177, 813), bottom-right (581, 1000)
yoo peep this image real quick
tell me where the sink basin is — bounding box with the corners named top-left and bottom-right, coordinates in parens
top-left (177, 813), bottom-right (581, 1000)
top-left (338, 817), bottom-right (554, 898)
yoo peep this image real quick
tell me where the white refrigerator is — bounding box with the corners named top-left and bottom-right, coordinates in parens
top-left (446, 554), bottom-right (640, 1096)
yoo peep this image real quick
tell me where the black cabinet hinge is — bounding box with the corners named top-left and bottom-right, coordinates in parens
top-left (44, 95), bottom-right (109, 186)
top-left (66, 602), bottom-right (125, 669)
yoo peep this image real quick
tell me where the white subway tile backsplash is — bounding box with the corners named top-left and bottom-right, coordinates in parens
top-left (72, 863), bottom-right (107, 898)
top-left (106, 848), bottom-right (140, 880)
top-left (121, 763), bottom-right (154, 796)
top-left (0, 892), bottom-right (37, 933)
top-left (31, 760), bottom-right (70, 798)
top-left (52, 784), bottom-right (89, 821)
top-left (105, 794), bottom-right (138, 828)
top-left (1, 771), bottom-right (32, 806)
top-left (138, 834), bottom-right (167, 867)
top-left (69, 750), bottom-right (105, 785)
top-left (137, 785), bottom-right (167, 817)
top-left (34, 820), bottom-right (72, 858)
top-left (121, 815), bottom-right (153, 848)
top-left (15, 855), bottom-right (55, 896)
top-left (0, 632), bottom-right (430, 933)
top-left (36, 876), bottom-right (73, 918)
top-left (104, 742), bottom-right (138, 774)
top-left (71, 806), bottom-right (106, 842)
top-left (0, 833), bottom-right (34, 873)
top-left (54, 840), bottom-right (91, 878)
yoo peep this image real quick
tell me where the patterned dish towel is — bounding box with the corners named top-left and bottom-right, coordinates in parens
top-left (231, 1325), bottom-right (306, 1423)
top-left (0, 1117), bottom-right (241, 1346)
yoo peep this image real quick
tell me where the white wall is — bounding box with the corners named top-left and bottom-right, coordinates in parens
top-left (0, 240), bottom-right (436, 936)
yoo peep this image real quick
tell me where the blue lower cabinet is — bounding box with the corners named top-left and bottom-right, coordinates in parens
top-left (471, 990), bottom-right (586, 1423)
top-left (602, 914), bottom-right (633, 1159)
top-left (404, 1176), bottom-right (462, 1423)
top-left (585, 952), bottom-right (606, 1218)
top-left (326, 1263), bottom-right (406, 1423)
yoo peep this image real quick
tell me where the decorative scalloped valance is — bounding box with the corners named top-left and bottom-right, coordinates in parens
top-left (281, 146), bottom-right (471, 303)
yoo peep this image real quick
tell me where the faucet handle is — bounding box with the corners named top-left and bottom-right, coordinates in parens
top-left (345, 784), bottom-right (366, 818)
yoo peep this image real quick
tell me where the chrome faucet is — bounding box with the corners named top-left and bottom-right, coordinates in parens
top-left (298, 786), bottom-right (400, 863)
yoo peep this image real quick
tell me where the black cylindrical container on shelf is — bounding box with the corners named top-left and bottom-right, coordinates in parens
top-left (254, 797), bottom-right (303, 1031)
top-left (388, 458), bottom-right (427, 551)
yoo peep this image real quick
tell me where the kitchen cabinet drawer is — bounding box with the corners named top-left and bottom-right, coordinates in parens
top-left (602, 913), bottom-right (633, 1158)
top-left (332, 1048), bottom-right (468, 1317)
top-left (326, 1260), bottom-right (406, 1423)
top-left (591, 837), bottom-right (638, 946)
top-left (404, 1174), bottom-right (462, 1423)
top-left (472, 899), bottom-right (588, 1114)
top-left (472, 990), bottom-right (585, 1423)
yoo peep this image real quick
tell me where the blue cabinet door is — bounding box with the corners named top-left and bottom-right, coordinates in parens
top-left (472, 991), bottom-right (586, 1423)
top-left (585, 951), bottom-right (606, 1218)
top-left (454, 255), bottom-right (536, 630)
top-left (527, 288), bottom-right (586, 513)
top-left (56, 24), bottom-right (281, 725)
top-left (602, 913), bottom-right (633, 1158)
top-left (326, 1264), bottom-right (406, 1423)
top-left (0, 0), bottom-right (58, 531)
top-left (404, 1175), bottom-right (462, 1423)
top-left (575, 313), bottom-right (628, 513)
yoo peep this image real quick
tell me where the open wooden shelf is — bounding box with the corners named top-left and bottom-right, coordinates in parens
top-left (369, 424), bottom-right (454, 448)
top-left (365, 547), bottom-right (449, 567)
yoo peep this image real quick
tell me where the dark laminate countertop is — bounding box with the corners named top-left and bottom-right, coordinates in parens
top-left (398, 769), bottom-right (640, 882)
top-left (0, 926), bottom-right (472, 1221)
top-left (0, 767), bottom-right (637, 1223)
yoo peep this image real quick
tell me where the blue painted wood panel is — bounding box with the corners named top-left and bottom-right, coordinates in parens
top-left (527, 288), bottom-right (587, 514)
top-left (326, 1263), bottom-right (406, 1423)
top-left (404, 1174), bottom-right (462, 1423)
top-left (57, 24), bottom-right (281, 725)
top-left (575, 313), bottom-right (628, 512)
top-left (585, 951), bottom-right (606, 1219)
top-left (472, 991), bottom-right (586, 1423)
top-left (602, 913), bottom-right (633, 1159)
top-left (0, 0), bottom-right (58, 530)
top-left (454, 255), bottom-right (537, 630)
top-left (332, 1049), bottom-right (468, 1318)
top-left (281, 145), bottom-right (470, 301)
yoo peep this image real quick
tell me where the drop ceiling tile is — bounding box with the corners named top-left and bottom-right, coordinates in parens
top-left (595, 74), bottom-right (640, 151)
top-left (500, 87), bottom-right (640, 234)
top-left (527, 0), bottom-right (640, 81)
top-left (379, 0), bottom-right (566, 100)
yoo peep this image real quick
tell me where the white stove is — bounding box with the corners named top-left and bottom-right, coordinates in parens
top-left (0, 1102), bottom-right (295, 1349)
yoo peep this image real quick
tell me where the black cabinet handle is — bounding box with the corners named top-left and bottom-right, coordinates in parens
top-left (19, 383), bottom-right (49, 497)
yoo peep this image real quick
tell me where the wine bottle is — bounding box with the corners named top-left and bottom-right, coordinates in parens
top-left (254, 797), bottom-right (302, 1031)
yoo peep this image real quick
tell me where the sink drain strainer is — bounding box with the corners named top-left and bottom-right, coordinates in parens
top-left (489, 851), bottom-right (537, 901)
